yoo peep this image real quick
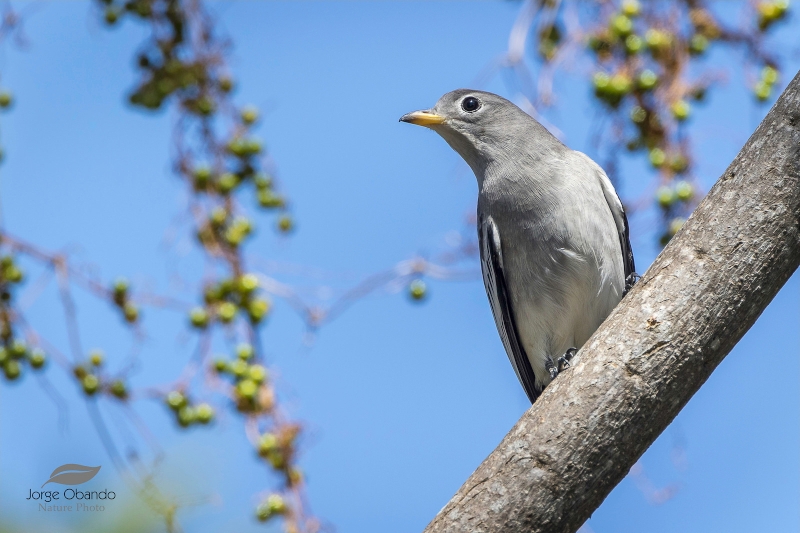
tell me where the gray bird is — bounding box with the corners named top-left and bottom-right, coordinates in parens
top-left (401, 90), bottom-right (637, 404)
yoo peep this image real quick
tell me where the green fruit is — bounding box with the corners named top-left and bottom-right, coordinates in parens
top-left (255, 502), bottom-right (272, 522)
top-left (29, 350), bottom-right (46, 369)
top-left (621, 0), bottom-right (640, 17)
top-left (104, 7), bottom-right (119, 25)
top-left (210, 207), bottom-right (228, 227)
top-left (0, 91), bottom-right (13, 109)
top-left (218, 76), bottom-right (234, 93)
top-left (669, 217), bottom-right (686, 236)
top-left (9, 339), bottom-right (27, 358)
top-left (670, 154), bottom-right (689, 173)
top-left (0, 347), bottom-right (7, 364)
top-left (113, 278), bottom-right (129, 302)
top-left (610, 14), bottom-right (633, 37)
top-left (266, 494), bottom-right (287, 515)
top-left (671, 100), bottom-right (691, 121)
top-left (255, 493), bottom-right (287, 521)
top-left (236, 378), bottom-right (258, 399)
top-left (267, 451), bottom-right (285, 469)
top-left (248, 299), bottom-right (270, 323)
top-left (166, 390), bottom-right (187, 410)
top-left (192, 166), bottom-right (211, 190)
top-left (254, 174), bottom-right (273, 190)
top-left (690, 86), bottom-right (707, 101)
top-left (649, 148), bottom-right (666, 168)
top-left (177, 406), bottom-right (195, 427)
top-left (656, 186), bottom-right (675, 208)
top-left (625, 34), bottom-right (642, 54)
top-left (587, 33), bottom-right (610, 53)
top-left (288, 467), bottom-right (303, 486)
top-left (195, 403), bottom-right (214, 424)
top-left (243, 139), bottom-right (262, 156)
top-left (645, 29), bottom-right (671, 51)
top-left (73, 365), bottom-right (88, 379)
top-left (593, 72), bottom-right (611, 93)
top-left (689, 34), bottom-right (708, 55)
top-left (248, 364), bottom-right (268, 384)
top-left (762, 65), bottom-right (779, 84)
top-left (218, 278), bottom-right (234, 296)
top-left (224, 227), bottom-right (244, 247)
top-left (216, 173), bottom-right (239, 194)
top-left (238, 274), bottom-right (259, 294)
top-left (257, 190), bottom-right (285, 209)
top-left (609, 74), bottom-right (632, 95)
top-left (3, 359), bottom-right (20, 380)
top-left (189, 307), bottom-right (209, 329)
top-left (258, 433), bottom-right (278, 456)
top-left (233, 217), bottom-right (253, 235)
top-left (229, 359), bottom-right (248, 378)
top-left (409, 279), bottom-right (427, 301)
top-left (213, 358), bottom-right (227, 373)
top-left (217, 302), bottom-right (237, 323)
top-left (89, 350), bottom-right (104, 366)
top-left (630, 106), bottom-right (647, 123)
top-left (123, 302), bottom-right (139, 323)
top-left (194, 97), bottom-right (215, 116)
top-left (538, 38), bottom-right (558, 61)
top-left (675, 181), bottom-right (694, 201)
top-left (754, 80), bottom-right (772, 101)
top-left (83, 374), bottom-right (100, 395)
top-left (241, 106), bottom-right (259, 125)
top-left (204, 284), bottom-right (223, 304)
top-left (109, 380), bottom-right (128, 399)
top-left (237, 343), bottom-right (255, 360)
top-left (277, 215), bottom-right (294, 233)
top-left (4, 265), bottom-right (23, 283)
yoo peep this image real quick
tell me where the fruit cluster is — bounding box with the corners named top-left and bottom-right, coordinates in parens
top-left (533, 0), bottom-right (788, 245)
top-left (73, 350), bottom-right (129, 399)
top-left (0, 255), bottom-right (47, 381)
top-left (111, 278), bottom-right (140, 324)
top-left (212, 343), bottom-right (273, 413)
top-left (188, 273), bottom-right (271, 329)
top-left (164, 389), bottom-right (215, 427)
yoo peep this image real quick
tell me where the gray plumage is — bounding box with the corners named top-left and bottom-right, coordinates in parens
top-left (401, 89), bottom-right (635, 404)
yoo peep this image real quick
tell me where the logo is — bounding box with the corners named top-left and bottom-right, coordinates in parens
top-left (41, 464), bottom-right (101, 487)
top-left (27, 463), bottom-right (115, 512)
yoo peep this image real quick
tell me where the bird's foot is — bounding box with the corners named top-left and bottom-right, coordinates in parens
top-left (624, 272), bottom-right (642, 295)
top-left (557, 347), bottom-right (577, 372)
top-left (545, 357), bottom-right (558, 380)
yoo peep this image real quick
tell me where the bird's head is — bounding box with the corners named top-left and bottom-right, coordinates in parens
top-left (400, 89), bottom-right (562, 177)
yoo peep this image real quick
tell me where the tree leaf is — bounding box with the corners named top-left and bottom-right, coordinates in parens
top-left (41, 464), bottom-right (101, 487)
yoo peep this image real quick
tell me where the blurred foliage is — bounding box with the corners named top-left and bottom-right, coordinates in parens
top-left (521, 0), bottom-right (790, 245)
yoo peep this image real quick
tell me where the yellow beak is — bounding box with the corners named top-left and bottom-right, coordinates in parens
top-left (399, 110), bottom-right (446, 126)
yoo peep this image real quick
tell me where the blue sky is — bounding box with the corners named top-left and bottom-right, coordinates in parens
top-left (0, 2), bottom-right (797, 532)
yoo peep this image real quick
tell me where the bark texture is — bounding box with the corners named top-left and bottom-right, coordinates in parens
top-left (423, 71), bottom-right (800, 533)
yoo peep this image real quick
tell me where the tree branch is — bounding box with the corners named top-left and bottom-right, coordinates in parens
top-left (423, 70), bottom-right (800, 533)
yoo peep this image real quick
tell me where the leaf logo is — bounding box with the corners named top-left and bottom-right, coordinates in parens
top-left (41, 464), bottom-right (101, 488)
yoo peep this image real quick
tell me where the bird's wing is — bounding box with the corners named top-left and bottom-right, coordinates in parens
top-left (579, 154), bottom-right (636, 292)
top-left (479, 214), bottom-right (540, 404)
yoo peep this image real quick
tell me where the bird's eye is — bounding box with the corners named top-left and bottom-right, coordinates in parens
top-left (461, 96), bottom-right (481, 113)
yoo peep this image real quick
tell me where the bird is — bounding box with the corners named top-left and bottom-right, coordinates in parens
top-left (400, 89), bottom-right (637, 404)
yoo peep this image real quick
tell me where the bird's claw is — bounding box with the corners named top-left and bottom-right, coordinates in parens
top-left (624, 272), bottom-right (642, 294)
top-left (545, 358), bottom-right (558, 380)
top-left (557, 347), bottom-right (577, 372)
